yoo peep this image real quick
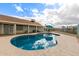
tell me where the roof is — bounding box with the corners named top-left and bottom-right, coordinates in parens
top-left (0, 14), bottom-right (41, 26)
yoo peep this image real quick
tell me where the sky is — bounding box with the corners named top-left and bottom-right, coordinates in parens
top-left (0, 0), bottom-right (79, 27)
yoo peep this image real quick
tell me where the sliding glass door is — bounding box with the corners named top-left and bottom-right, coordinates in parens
top-left (4, 24), bottom-right (13, 34)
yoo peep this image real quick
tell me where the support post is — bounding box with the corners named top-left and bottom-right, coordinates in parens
top-left (13, 24), bottom-right (16, 34)
top-left (1, 24), bottom-right (4, 34)
top-left (28, 25), bottom-right (29, 34)
top-left (36, 26), bottom-right (37, 32)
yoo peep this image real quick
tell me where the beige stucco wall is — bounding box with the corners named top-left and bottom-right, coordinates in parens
top-left (16, 25), bottom-right (28, 34)
top-left (77, 24), bottom-right (79, 38)
top-left (0, 23), bottom-right (43, 35)
top-left (0, 24), bottom-right (4, 34)
top-left (29, 26), bottom-right (36, 33)
top-left (37, 26), bottom-right (44, 32)
top-left (0, 24), bottom-right (2, 34)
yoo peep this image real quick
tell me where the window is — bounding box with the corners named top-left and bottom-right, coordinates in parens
top-left (16, 25), bottom-right (23, 31)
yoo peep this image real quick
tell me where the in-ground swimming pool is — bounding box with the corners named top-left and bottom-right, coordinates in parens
top-left (10, 33), bottom-right (58, 50)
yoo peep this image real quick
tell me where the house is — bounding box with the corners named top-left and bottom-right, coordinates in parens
top-left (0, 14), bottom-right (44, 35)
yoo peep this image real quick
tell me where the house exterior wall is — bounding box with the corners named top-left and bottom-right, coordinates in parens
top-left (29, 26), bottom-right (36, 33)
top-left (0, 23), bottom-right (14, 35)
top-left (0, 24), bottom-right (3, 34)
top-left (4, 24), bottom-right (14, 34)
top-left (0, 24), bottom-right (43, 35)
top-left (16, 25), bottom-right (28, 34)
top-left (77, 24), bottom-right (79, 38)
top-left (0, 23), bottom-right (43, 35)
top-left (37, 26), bottom-right (44, 32)
top-left (0, 15), bottom-right (43, 35)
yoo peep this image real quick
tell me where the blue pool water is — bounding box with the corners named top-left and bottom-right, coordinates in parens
top-left (10, 33), bottom-right (57, 50)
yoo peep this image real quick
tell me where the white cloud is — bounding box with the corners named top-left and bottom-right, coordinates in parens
top-left (12, 0), bottom-right (79, 26)
top-left (31, 8), bottom-right (62, 26)
top-left (43, 8), bottom-right (61, 24)
top-left (32, 9), bottom-right (41, 18)
top-left (58, 4), bottom-right (79, 25)
top-left (14, 1), bottom-right (79, 26)
top-left (42, 1), bottom-right (79, 26)
top-left (14, 4), bottom-right (24, 12)
top-left (44, 0), bottom-right (79, 6)
top-left (31, 9), bottom-right (48, 25)
top-left (32, 9), bottom-right (39, 13)
top-left (30, 3), bottom-right (65, 26)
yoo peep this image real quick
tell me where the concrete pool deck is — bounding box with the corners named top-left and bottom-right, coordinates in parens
top-left (0, 32), bottom-right (79, 56)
